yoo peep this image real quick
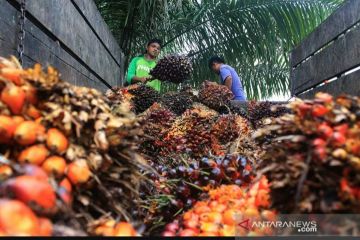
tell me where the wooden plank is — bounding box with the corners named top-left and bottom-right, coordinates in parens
top-left (23, 0), bottom-right (121, 86)
top-left (0, 0), bottom-right (19, 54)
top-left (291, 25), bottom-right (360, 95)
top-left (298, 70), bottom-right (360, 99)
top-left (291, 0), bottom-right (360, 67)
top-left (72, 0), bottom-right (122, 66)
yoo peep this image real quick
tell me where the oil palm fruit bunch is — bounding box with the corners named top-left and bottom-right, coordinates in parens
top-left (162, 176), bottom-right (275, 236)
top-left (160, 89), bottom-right (194, 116)
top-left (210, 115), bottom-right (249, 145)
top-left (127, 84), bottom-right (160, 114)
top-left (198, 81), bottom-right (233, 113)
top-left (105, 87), bottom-right (135, 114)
top-left (253, 92), bottom-right (360, 213)
top-left (150, 54), bottom-right (193, 84)
top-left (160, 105), bottom-right (219, 157)
top-left (138, 103), bottom-right (176, 158)
top-left (247, 101), bottom-right (291, 129)
top-left (0, 56), bottom-right (147, 236)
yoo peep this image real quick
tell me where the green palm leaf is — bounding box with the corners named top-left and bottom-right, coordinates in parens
top-left (95, 0), bottom-right (344, 99)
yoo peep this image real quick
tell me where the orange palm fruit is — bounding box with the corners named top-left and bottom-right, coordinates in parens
top-left (223, 209), bottom-right (243, 226)
top-left (22, 164), bottom-right (49, 181)
top-left (0, 165), bottom-right (13, 179)
top-left (219, 224), bottom-right (236, 236)
top-left (38, 218), bottom-right (52, 236)
top-left (42, 156), bottom-right (67, 177)
top-left (26, 105), bottom-right (42, 119)
top-left (12, 116), bottom-right (24, 126)
top-left (46, 128), bottom-right (68, 153)
top-left (0, 84), bottom-right (25, 114)
top-left (0, 68), bottom-right (24, 85)
top-left (198, 231), bottom-right (218, 236)
top-left (178, 229), bottom-right (197, 236)
top-left (22, 84), bottom-right (38, 105)
top-left (66, 160), bottom-right (91, 185)
top-left (14, 121), bottom-right (45, 146)
top-left (2, 175), bottom-right (56, 211)
top-left (200, 222), bottom-right (219, 233)
top-left (18, 144), bottom-right (49, 165)
top-left (94, 220), bottom-right (116, 236)
top-left (113, 222), bottom-right (137, 236)
top-left (0, 115), bottom-right (16, 143)
top-left (0, 199), bottom-right (40, 236)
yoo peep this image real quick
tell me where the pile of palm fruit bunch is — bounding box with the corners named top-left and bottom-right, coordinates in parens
top-left (247, 100), bottom-right (292, 129)
top-left (161, 176), bottom-right (276, 236)
top-left (253, 92), bottom-right (360, 214)
top-left (149, 54), bottom-right (193, 84)
top-left (125, 84), bottom-right (160, 114)
top-left (0, 56), bottom-right (150, 236)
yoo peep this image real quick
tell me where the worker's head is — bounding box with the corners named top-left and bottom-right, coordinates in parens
top-left (146, 39), bottom-right (162, 58)
top-left (208, 56), bottom-right (225, 74)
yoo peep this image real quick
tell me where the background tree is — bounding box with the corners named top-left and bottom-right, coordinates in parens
top-left (95, 0), bottom-right (344, 99)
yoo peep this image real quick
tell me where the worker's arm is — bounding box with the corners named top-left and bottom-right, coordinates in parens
top-left (224, 76), bottom-right (232, 90)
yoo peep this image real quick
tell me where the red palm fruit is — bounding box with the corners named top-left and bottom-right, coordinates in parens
top-left (346, 139), bottom-right (360, 155)
top-left (183, 217), bottom-right (199, 230)
top-left (14, 121), bottom-right (46, 146)
top-left (334, 124), bottom-right (349, 135)
top-left (46, 128), bottom-right (69, 153)
top-left (312, 138), bottom-right (326, 147)
top-left (0, 199), bottom-right (40, 236)
top-left (0, 68), bottom-right (24, 85)
top-left (297, 103), bottom-right (312, 116)
top-left (59, 178), bottom-right (72, 193)
top-left (332, 132), bottom-right (346, 147)
top-left (22, 164), bottom-right (49, 181)
top-left (164, 222), bottom-right (179, 233)
top-left (314, 146), bottom-right (327, 161)
top-left (162, 231), bottom-right (176, 236)
top-left (2, 175), bottom-right (56, 211)
top-left (0, 115), bottom-right (16, 143)
top-left (38, 218), bottom-right (52, 236)
top-left (42, 156), bottom-right (67, 178)
top-left (1, 84), bottom-right (25, 114)
top-left (113, 222), bottom-right (137, 236)
top-left (311, 105), bottom-right (329, 117)
top-left (318, 123), bottom-right (333, 139)
top-left (66, 160), bottom-right (91, 185)
top-left (22, 84), bottom-right (38, 105)
top-left (18, 144), bottom-right (49, 165)
top-left (26, 105), bottom-right (42, 119)
top-left (179, 229), bottom-right (197, 236)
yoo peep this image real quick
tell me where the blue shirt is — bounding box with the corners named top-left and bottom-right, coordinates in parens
top-left (219, 65), bottom-right (246, 101)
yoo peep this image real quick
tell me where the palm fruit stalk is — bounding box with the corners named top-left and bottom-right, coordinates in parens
top-left (0, 56), bottom-right (148, 236)
top-left (149, 54), bottom-right (193, 84)
top-left (253, 92), bottom-right (360, 213)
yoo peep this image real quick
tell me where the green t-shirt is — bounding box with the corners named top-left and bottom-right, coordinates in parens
top-left (126, 56), bottom-right (161, 91)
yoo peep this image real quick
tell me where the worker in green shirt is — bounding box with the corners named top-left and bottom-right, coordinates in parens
top-left (126, 39), bottom-right (162, 91)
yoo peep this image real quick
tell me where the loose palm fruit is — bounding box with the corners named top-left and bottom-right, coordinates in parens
top-left (46, 128), bottom-right (68, 153)
top-left (18, 144), bottom-right (49, 165)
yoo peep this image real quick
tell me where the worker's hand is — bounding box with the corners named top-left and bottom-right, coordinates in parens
top-left (142, 76), bottom-right (154, 83)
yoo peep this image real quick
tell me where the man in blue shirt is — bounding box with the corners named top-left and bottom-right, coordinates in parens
top-left (208, 56), bottom-right (246, 101)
